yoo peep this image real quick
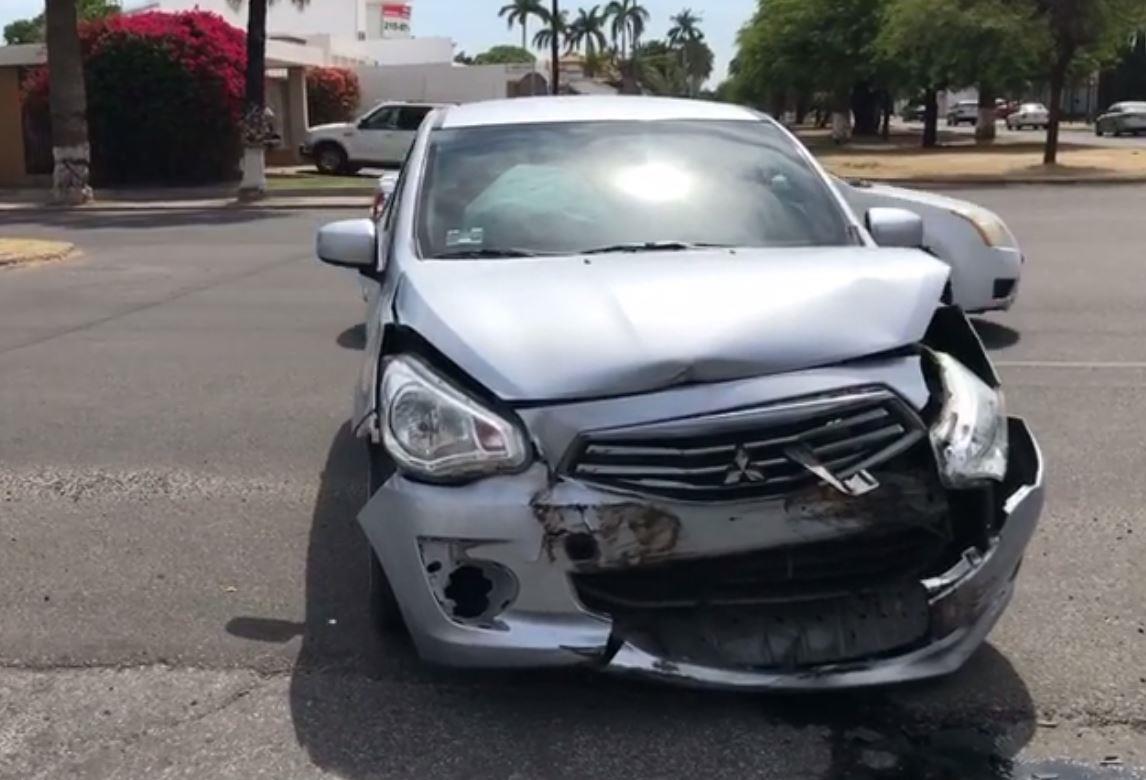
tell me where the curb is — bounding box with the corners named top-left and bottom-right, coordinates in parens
top-left (851, 177), bottom-right (1146, 188)
top-left (0, 197), bottom-right (367, 213)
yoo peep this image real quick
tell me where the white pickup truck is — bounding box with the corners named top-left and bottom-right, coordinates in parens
top-left (301, 101), bottom-right (447, 174)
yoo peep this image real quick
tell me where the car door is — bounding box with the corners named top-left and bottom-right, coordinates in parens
top-left (384, 106), bottom-right (434, 164)
top-left (351, 105), bottom-right (401, 164)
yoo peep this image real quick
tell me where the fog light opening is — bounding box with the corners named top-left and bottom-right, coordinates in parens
top-left (444, 565), bottom-right (493, 620)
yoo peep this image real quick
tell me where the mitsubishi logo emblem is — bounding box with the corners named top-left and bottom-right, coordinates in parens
top-left (724, 447), bottom-right (765, 485)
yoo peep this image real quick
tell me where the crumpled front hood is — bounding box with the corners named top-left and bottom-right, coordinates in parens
top-left (395, 247), bottom-right (949, 402)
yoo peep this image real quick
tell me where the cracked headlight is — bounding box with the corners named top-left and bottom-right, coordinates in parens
top-left (381, 355), bottom-right (530, 481)
top-left (950, 205), bottom-right (1015, 248)
top-left (928, 351), bottom-right (1008, 487)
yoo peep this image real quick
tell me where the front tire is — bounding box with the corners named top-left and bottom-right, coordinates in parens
top-left (315, 143), bottom-right (348, 175)
top-left (366, 443), bottom-right (405, 635)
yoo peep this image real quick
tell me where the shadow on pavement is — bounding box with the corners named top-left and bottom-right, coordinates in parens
top-left (336, 323), bottom-right (367, 351)
top-left (972, 318), bottom-right (1022, 350)
top-left (273, 424), bottom-right (1042, 778)
top-left (4, 208), bottom-right (296, 231)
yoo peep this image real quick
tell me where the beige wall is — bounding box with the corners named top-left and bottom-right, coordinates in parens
top-left (0, 67), bottom-right (28, 185)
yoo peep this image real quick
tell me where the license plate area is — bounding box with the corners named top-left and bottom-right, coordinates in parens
top-left (615, 583), bottom-right (931, 670)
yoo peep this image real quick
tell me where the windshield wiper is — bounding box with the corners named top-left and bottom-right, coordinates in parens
top-left (579, 241), bottom-right (735, 255)
top-left (432, 248), bottom-right (542, 259)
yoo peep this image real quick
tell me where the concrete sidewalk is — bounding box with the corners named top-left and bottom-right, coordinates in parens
top-left (0, 193), bottom-right (369, 212)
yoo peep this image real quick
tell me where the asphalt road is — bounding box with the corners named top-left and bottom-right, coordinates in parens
top-left (1, 194), bottom-right (1144, 779)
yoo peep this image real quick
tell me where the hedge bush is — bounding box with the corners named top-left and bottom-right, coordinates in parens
top-left (22, 11), bottom-right (246, 185)
top-left (306, 67), bottom-right (361, 126)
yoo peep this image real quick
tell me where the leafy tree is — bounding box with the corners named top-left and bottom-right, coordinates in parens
top-left (5, 0), bottom-right (118, 45)
top-left (474, 45), bottom-right (536, 65)
top-left (454, 51), bottom-right (475, 65)
top-left (636, 39), bottom-right (689, 95)
top-left (25, 11), bottom-right (247, 185)
top-left (879, 0), bottom-right (1045, 146)
top-left (732, 0), bottom-right (887, 140)
top-left (1033, 0), bottom-right (1146, 163)
top-left (568, 5), bottom-right (609, 56)
top-left (498, 0), bottom-right (548, 51)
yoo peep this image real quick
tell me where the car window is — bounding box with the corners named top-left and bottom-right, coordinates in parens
top-left (396, 106), bottom-right (433, 132)
top-left (416, 119), bottom-right (853, 258)
top-left (361, 107), bottom-right (399, 131)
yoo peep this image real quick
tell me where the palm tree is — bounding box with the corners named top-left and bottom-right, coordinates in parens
top-left (499, 0), bottom-right (547, 52)
top-left (605, 0), bottom-right (649, 61)
top-left (532, 8), bottom-right (569, 54)
top-left (235, 0), bottom-right (307, 198)
top-left (667, 8), bottom-right (703, 47)
top-left (568, 5), bottom-right (608, 57)
top-left (667, 9), bottom-right (705, 96)
top-left (44, 0), bottom-right (92, 204)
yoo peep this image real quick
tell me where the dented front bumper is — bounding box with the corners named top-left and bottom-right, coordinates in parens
top-left (357, 419), bottom-right (1042, 690)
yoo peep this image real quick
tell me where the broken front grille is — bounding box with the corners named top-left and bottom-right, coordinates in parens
top-left (565, 388), bottom-right (925, 502)
top-left (572, 523), bottom-right (952, 612)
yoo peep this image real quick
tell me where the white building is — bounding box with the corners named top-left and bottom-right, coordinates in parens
top-left (129, 0), bottom-right (456, 66)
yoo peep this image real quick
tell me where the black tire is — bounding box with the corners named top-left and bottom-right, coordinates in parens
top-left (1095, 125), bottom-right (1104, 137)
top-left (366, 443), bottom-right (405, 635)
top-left (314, 143), bottom-right (348, 175)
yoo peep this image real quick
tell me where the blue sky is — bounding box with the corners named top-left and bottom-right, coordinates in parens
top-left (1, 0), bottom-right (755, 82)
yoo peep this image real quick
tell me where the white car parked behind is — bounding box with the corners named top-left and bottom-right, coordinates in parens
top-left (837, 179), bottom-right (1022, 313)
top-left (301, 101), bottom-right (448, 174)
top-left (1005, 103), bottom-right (1049, 130)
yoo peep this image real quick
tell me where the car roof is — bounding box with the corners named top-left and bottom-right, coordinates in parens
top-left (439, 96), bottom-right (763, 129)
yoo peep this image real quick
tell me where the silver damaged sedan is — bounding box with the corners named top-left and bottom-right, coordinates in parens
top-left (315, 96), bottom-right (1044, 690)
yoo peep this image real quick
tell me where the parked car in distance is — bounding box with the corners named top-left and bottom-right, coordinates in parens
top-left (946, 100), bottom-right (979, 126)
top-left (1005, 103), bottom-right (1049, 130)
top-left (1094, 101), bottom-right (1146, 136)
top-left (995, 99), bottom-right (1018, 119)
top-left (315, 96), bottom-right (1044, 691)
top-left (301, 101), bottom-right (448, 174)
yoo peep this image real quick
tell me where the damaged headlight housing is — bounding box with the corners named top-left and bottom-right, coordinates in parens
top-left (381, 355), bottom-right (530, 481)
top-left (950, 205), bottom-right (1015, 248)
top-left (928, 350), bottom-right (1008, 487)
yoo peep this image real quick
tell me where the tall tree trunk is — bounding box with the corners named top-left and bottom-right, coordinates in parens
top-left (1044, 58), bottom-right (1069, 164)
top-left (794, 93), bottom-right (808, 125)
top-left (770, 89), bottom-right (786, 122)
top-left (850, 82), bottom-right (880, 136)
top-left (830, 89), bottom-right (851, 144)
top-left (880, 90), bottom-right (892, 140)
top-left (522, 21), bottom-right (528, 52)
top-left (240, 0), bottom-right (268, 198)
top-left (45, 0), bottom-right (92, 205)
top-left (549, 0), bottom-right (560, 94)
top-left (922, 87), bottom-right (939, 148)
top-left (976, 82), bottom-right (997, 143)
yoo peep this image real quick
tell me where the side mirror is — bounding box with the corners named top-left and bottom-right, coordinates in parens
top-left (316, 219), bottom-right (377, 270)
top-left (866, 207), bottom-right (924, 248)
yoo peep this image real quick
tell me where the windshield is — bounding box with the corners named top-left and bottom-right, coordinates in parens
top-left (416, 119), bottom-right (852, 259)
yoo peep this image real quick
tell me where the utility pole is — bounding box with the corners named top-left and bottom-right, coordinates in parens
top-left (550, 0), bottom-right (560, 94)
